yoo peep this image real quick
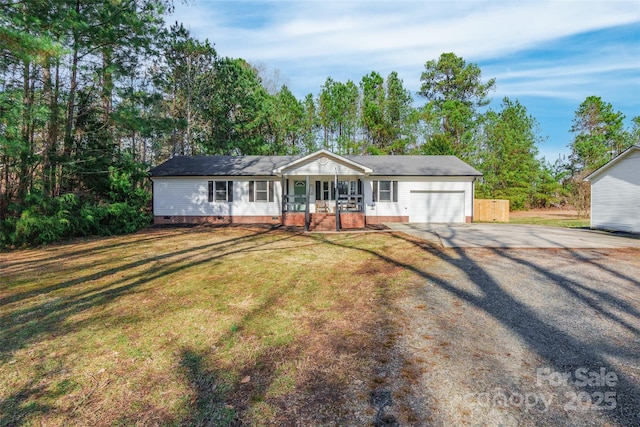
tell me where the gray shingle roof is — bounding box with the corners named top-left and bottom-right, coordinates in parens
top-left (348, 155), bottom-right (482, 176)
top-left (149, 155), bottom-right (300, 177)
top-left (149, 154), bottom-right (482, 177)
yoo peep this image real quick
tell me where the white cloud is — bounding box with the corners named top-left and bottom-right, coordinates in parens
top-left (166, 1), bottom-right (640, 160)
top-left (170, 1), bottom-right (637, 63)
top-left (167, 1), bottom-right (639, 99)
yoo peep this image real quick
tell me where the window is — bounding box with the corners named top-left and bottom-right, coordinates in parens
top-left (379, 181), bottom-right (392, 201)
top-left (215, 181), bottom-right (227, 201)
top-left (316, 180), bottom-right (361, 201)
top-left (372, 180), bottom-right (398, 203)
top-left (255, 180), bottom-right (268, 201)
top-left (315, 180), bottom-right (335, 201)
top-left (337, 181), bottom-right (349, 196)
top-left (337, 180), bottom-right (359, 196)
top-left (208, 181), bottom-right (233, 202)
top-left (249, 180), bottom-right (275, 202)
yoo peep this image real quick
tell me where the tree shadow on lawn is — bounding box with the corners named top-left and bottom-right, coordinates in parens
top-left (323, 232), bottom-right (640, 426)
top-left (1, 227), bottom-right (309, 360)
top-left (0, 227), bottom-right (312, 425)
top-left (175, 345), bottom-right (390, 427)
top-left (171, 254), bottom-right (304, 426)
top-left (0, 227), bottom-right (185, 271)
top-left (175, 349), bottom-right (237, 426)
top-left (171, 235), bottom-right (424, 426)
top-left (0, 380), bottom-right (53, 427)
top-left (0, 226), bottom-right (279, 309)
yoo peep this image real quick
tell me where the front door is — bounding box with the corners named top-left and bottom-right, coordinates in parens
top-left (294, 180), bottom-right (306, 212)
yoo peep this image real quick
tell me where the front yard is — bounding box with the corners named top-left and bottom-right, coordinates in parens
top-left (1, 226), bottom-right (639, 426)
top-left (1, 226), bottom-right (411, 426)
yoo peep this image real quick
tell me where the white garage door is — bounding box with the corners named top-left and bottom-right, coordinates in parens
top-left (409, 191), bottom-right (465, 223)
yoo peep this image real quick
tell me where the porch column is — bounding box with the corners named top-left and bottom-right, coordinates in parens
top-left (359, 177), bottom-right (363, 212)
top-left (281, 175), bottom-right (286, 225)
top-left (335, 170), bottom-right (340, 231)
top-left (304, 175), bottom-right (310, 231)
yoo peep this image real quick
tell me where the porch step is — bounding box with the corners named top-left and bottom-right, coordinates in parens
top-left (309, 213), bottom-right (337, 231)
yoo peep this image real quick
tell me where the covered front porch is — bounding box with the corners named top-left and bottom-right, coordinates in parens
top-left (273, 150), bottom-right (371, 231)
top-left (280, 176), bottom-right (365, 231)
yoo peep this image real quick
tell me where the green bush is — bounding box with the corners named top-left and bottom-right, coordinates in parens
top-left (7, 193), bottom-right (77, 246)
top-left (0, 171), bottom-right (151, 249)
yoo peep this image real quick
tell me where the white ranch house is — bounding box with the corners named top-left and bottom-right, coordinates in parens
top-left (149, 149), bottom-right (482, 231)
top-left (585, 145), bottom-right (640, 234)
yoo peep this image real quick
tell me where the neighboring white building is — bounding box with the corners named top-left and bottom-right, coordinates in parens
top-left (585, 145), bottom-right (640, 234)
top-left (149, 149), bottom-right (482, 230)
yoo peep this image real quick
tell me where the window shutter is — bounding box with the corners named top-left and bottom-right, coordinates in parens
top-left (372, 181), bottom-right (378, 202)
top-left (393, 181), bottom-right (398, 202)
top-left (315, 181), bottom-right (321, 200)
top-left (249, 181), bottom-right (254, 202)
top-left (208, 181), bottom-right (214, 203)
top-left (268, 180), bottom-right (274, 202)
top-left (358, 179), bottom-right (362, 195)
top-left (227, 181), bottom-right (233, 202)
top-left (331, 181), bottom-right (336, 200)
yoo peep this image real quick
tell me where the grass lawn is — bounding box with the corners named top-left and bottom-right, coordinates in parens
top-left (0, 226), bottom-right (418, 426)
top-left (508, 217), bottom-right (590, 228)
top-left (507, 207), bottom-right (590, 228)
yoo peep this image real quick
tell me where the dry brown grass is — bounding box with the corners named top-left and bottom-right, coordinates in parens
top-left (7, 226), bottom-right (636, 425)
top-left (509, 207), bottom-right (590, 227)
top-left (0, 226), bottom-right (420, 426)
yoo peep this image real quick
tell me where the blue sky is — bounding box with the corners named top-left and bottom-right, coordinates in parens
top-left (168, 0), bottom-right (640, 161)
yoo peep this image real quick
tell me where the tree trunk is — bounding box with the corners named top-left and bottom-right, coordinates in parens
top-left (0, 155), bottom-right (10, 221)
top-left (42, 57), bottom-right (61, 197)
top-left (101, 48), bottom-right (114, 151)
top-left (63, 0), bottom-right (81, 159)
top-left (17, 60), bottom-right (32, 202)
top-left (53, 60), bottom-right (61, 197)
top-left (42, 59), bottom-right (52, 192)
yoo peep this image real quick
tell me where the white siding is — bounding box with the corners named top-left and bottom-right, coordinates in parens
top-left (364, 177), bottom-right (475, 221)
top-left (153, 175), bottom-right (477, 223)
top-left (590, 151), bottom-right (640, 233)
top-left (152, 177), bottom-right (281, 217)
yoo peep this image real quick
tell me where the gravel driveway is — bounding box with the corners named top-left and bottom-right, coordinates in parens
top-left (378, 241), bottom-right (640, 426)
top-left (385, 223), bottom-right (640, 248)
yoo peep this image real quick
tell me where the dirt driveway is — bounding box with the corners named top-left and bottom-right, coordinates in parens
top-left (381, 236), bottom-right (640, 426)
top-left (385, 223), bottom-right (640, 248)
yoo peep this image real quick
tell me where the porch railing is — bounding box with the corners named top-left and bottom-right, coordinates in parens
top-left (282, 194), bottom-right (364, 213)
top-left (283, 194), bottom-right (307, 212)
top-left (337, 194), bottom-right (364, 212)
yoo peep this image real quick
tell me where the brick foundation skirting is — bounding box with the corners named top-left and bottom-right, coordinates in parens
top-left (282, 212), bottom-right (306, 227)
top-left (365, 216), bottom-right (409, 225)
top-left (154, 215), bottom-right (281, 225)
top-left (339, 212), bottom-right (365, 229)
top-left (466, 216), bottom-right (472, 223)
top-left (156, 213), bottom-right (415, 228)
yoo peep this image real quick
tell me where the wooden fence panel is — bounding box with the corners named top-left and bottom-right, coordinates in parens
top-left (474, 199), bottom-right (509, 222)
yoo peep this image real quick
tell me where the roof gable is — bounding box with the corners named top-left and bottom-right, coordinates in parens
top-left (273, 149), bottom-right (372, 175)
top-left (584, 145), bottom-right (640, 182)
